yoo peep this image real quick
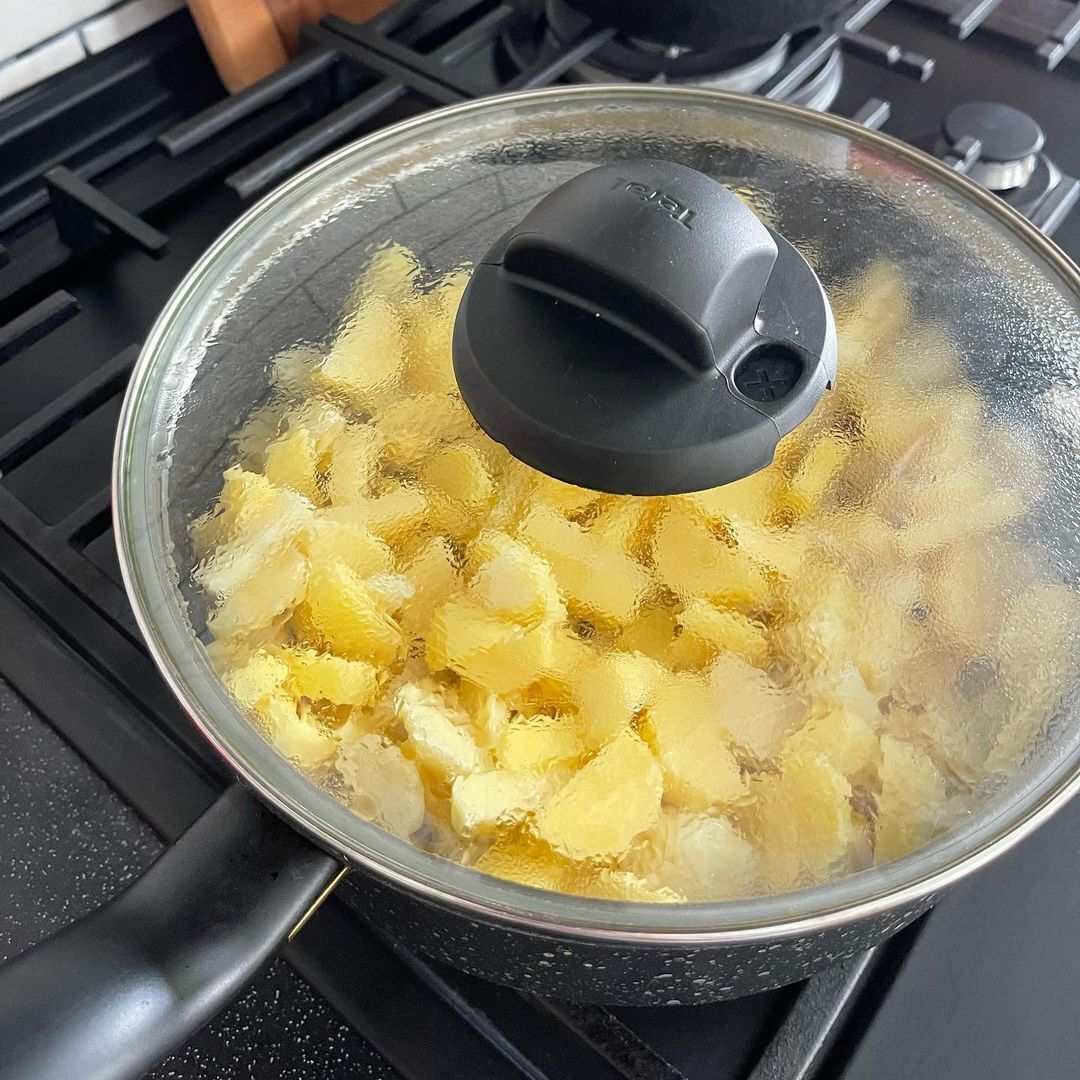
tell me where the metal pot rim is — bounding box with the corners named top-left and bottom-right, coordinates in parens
top-left (113, 84), bottom-right (1080, 945)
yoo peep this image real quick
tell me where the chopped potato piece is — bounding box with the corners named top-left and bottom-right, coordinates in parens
top-left (326, 423), bottom-right (381, 505)
top-left (316, 296), bottom-right (403, 408)
top-left (571, 650), bottom-right (664, 748)
top-left (471, 533), bottom-right (564, 626)
top-left (785, 434), bottom-right (851, 514)
top-left (402, 290), bottom-right (457, 395)
top-left (424, 444), bottom-right (495, 509)
top-left (280, 647), bottom-right (378, 706)
top-left (328, 485), bottom-right (429, 548)
top-left (208, 542), bottom-right (309, 638)
top-left (652, 812), bottom-right (758, 901)
top-left (298, 561), bottom-right (401, 664)
top-left (376, 392), bottom-right (476, 468)
top-left (875, 735), bottom-right (946, 863)
top-left (224, 650), bottom-right (289, 712)
top-left (708, 654), bottom-right (801, 760)
top-left (264, 427), bottom-right (323, 504)
top-left (396, 682), bottom-right (488, 779)
top-left (644, 676), bottom-right (746, 811)
top-left (301, 516), bottom-right (394, 580)
top-left (672, 602), bottom-right (768, 670)
top-left (752, 754), bottom-right (858, 891)
top-left (535, 731), bottom-right (663, 861)
top-left (356, 242), bottom-right (420, 308)
top-left (473, 837), bottom-right (569, 892)
top-left (784, 706), bottom-right (878, 781)
top-left (262, 695), bottom-right (336, 766)
top-left (682, 468), bottom-right (779, 526)
top-left (497, 714), bottom-right (583, 773)
top-left (521, 508), bottom-right (647, 622)
top-left (451, 769), bottom-right (547, 836)
top-left (589, 499), bottom-right (661, 558)
top-left (400, 537), bottom-right (460, 635)
top-left (426, 593), bottom-right (556, 695)
top-left (194, 469), bottom-right (311, 598)
top-left (337, 732), bottom-right (425, 840)
top-left (653, 505), bottom-right (769, 609)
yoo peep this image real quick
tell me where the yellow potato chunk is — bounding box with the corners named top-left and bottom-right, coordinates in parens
top-left (617, 606), bottom-right (678, 666)
top-left (671, 602), bottom-right (768, 670)
top-left (588, 498), bottom-right (661, 559)
top-left (708, 654), bottom-right (801, 760)
top-left (376, 392), bottom-right (476, 469)
top-left (337, 732), bottom-right (425, 840)
top-left (329, 485), bottom-right (428, 548)
top-left (326, 423), bottom-right (381, 505)
top-left (356, 242), bottom-right (419, 308)
top-left (785, 434), bottom-right (851, 514)
top-left (875, 735), bottom-right (946, 863)
top-left (396, 682), bottom-right (488, 779)
top-left (471, 533), bottom-right (563, 626)
top-left (653, 505), bottom-right (769, 609)
top-left (263, 427), bottom-right (323, 504)
top-left (726, 517), bottom-right (810, 579)
top-left (423, 444), bottom-right (495, 510)
top-left (653, 812), bottom-right (758, 901)
top-left (497, 714), bottom-right (583, 773)
top-left (752, 754), bottom-right (858, 891)
top-left (279, 647), bottom-right (378, 706)
top-left (193, 469), bottom-right (311, 597)
top-left (298, 561), bottom-right (401, 664)
top-left (473, 837), bottom-right (569, 892)
top-left (316, 296), bottom-right (403, 409)
top-left (521, 508), bottom-right (647, 622)
top-left (208, 542), bottom-right (309, 638)
top-left (301, 516), bottom-right (394, 579)
top-left (644, 675), bottom-right (746, 810)
top-left (568, 868), bottom-right (682, 903)
top-left (262, 695), bottom-right (337, 766)
top-left (224, 650), bottom-right (289, 711)
top-left (784, 706), bottom-right (878, 781)
top-left (571, 650), bottom-right (664, 748)
top-left (532, 473), bottom-right (602, 515)
top-left (450, 770), bottom-right (547, 836)
top-left (682, 468), bottom-right (779, 527)
top-left (399, 537), bottom-right (460, 634)
top-left (461, 686), bottom-right (510, 749)
top-left (402, 291), bottom-right (457, 395)
top-left (535, 731), bottom-right (663, 862)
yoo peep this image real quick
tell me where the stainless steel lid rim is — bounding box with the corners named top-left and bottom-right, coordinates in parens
top-left (114, 84), bottom-right (1080, 944)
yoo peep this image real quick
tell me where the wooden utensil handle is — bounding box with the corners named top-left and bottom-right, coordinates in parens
top-left (188, 0), bottom-right (289, 93)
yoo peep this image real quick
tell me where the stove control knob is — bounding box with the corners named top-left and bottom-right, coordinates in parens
top-left (937, 102), bottom-right (1045, 191)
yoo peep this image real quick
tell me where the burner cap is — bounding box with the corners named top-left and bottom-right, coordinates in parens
top-left (941, 102), bottom-right (1045, 190)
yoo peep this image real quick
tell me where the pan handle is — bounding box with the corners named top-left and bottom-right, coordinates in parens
top-left (0, 783), bottom-right (342, 1080)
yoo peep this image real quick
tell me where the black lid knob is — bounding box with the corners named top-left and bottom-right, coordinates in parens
top-left (452, 160), bottom-right (836, 495)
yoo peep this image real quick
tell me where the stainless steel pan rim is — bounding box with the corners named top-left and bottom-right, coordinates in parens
top-left (113, 84), bottom-right (1080, 946)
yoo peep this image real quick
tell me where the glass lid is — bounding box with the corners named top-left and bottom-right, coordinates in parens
top-left (115, 87), bottom-right (1080, 937)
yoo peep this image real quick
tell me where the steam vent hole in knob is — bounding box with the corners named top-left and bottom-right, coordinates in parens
top-left (734, 346), bottom-right (804, 403)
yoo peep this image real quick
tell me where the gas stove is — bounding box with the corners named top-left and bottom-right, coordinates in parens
top-left (1, 2), bottom-right (1079, 1078)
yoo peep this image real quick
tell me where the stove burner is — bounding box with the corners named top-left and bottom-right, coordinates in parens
top-left (938, 101), bottom-right (1044, 190)
top-left (930, 101), bottom-right (1080, 235)
top-left (499, 0), bottom-right (843, 109)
